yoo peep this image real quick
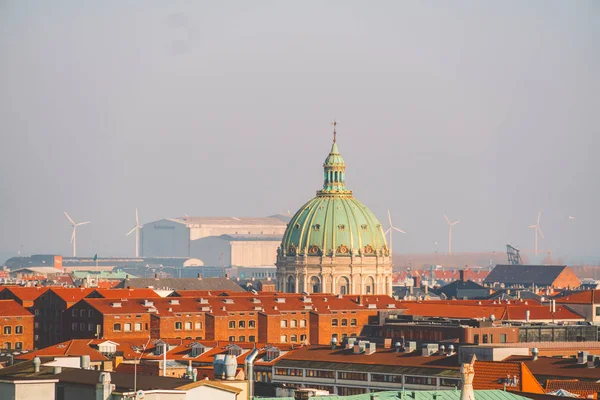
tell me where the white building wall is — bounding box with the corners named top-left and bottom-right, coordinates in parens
top-left (186, 385), bottom-right (238, 400)
top-left (14, 382), bottom-right (56, 400)
top-left (230, 241), bottom-right (279, 267)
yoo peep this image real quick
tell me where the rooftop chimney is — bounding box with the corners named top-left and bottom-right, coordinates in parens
top-left (33, 357), bottom-right (41, 373)
top-left (459, 269), bottom-right (466, 282)
top-left (197, 273), bottom-right (202, 280)
top-left (531, 348), bottom-right (538, 361)
top-left (460, 356), bottom-right (476, 400)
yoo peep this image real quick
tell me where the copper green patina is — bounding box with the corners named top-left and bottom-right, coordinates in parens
top-left (280, 134), bottom-right (388, 257)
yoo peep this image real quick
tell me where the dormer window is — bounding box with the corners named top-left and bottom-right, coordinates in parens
top-left (227, 344), bottom-right (243, 357)
top-left (190, 343), bottom-right (206, 357)
top-left (361, 224), bottom-right (368, 231)
top-left (338, 224), bottom-right (346, 231)
top-left (313, 224), bottom-right (321, 231)
top-left (265, 347), bottom-right (281, 361)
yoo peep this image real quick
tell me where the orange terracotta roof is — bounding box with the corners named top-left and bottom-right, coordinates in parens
top-left (47, 287), bottom-right (95, 303)
top-left (546, 379), bottom-right (600, 398)
top-left (87, 288), bottom-right (160, 299)
top-left (397, 301), bottom-right (583, 321)
top-left (554, 290), bottom-right (600, 305)
top-left (506, 356), bottom-right (600, 381)
top-left (0, 300), bottom-right (33, 317)
top-left (282, 345), bottom-right (460, 369)
top-left (473, 360), bottom-right (544, 393)
top-left (16, 339), bottom-right (109, 362)
top-left (0, 286), bottom-right (50, 301)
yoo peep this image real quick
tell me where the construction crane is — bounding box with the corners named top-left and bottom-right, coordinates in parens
top-left (506, 244), bottom-right (522, 265)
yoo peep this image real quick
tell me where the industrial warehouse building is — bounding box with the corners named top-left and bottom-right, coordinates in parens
top-left (140, 216), bottom-right (289, 267)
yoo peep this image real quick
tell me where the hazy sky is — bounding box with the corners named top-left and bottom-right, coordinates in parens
top-left (1, 1), bottom-right (598, 263)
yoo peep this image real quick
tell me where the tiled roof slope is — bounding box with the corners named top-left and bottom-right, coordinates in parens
top-left (114, 277), bottom-right (245, 292)
top-left (545, 380), bottom-right (600, 398)
top-left (0, 300), bottom-right (33, 316)
top-left (474, 361), bottom-right (544, 393)
top-left (553, 290), bottom-right (599, 304)
top-left (485, 265), bottom-right (577, 287)
top-left (0, 286), bottom-right (50, 301)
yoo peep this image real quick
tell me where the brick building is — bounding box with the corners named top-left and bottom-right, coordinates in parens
top-left (0, 286), bottom-right (50, 309)
top-left (59, 292), bottom-right (403, 345)
top-left (32, 287), bottom-right (94, 348)
top-left (0, 300), bottom-right (34, 350)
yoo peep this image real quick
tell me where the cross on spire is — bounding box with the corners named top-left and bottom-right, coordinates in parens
top-left (331, 119), bottom-right (338, 143)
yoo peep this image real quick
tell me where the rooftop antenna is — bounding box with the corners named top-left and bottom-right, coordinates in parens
top-left (444, 214), bottom-right (460, 255)
top-left (126, 208), bottom-right (142, 258)
top-left (385, 209), bottom-right (406, 256)
top-left (528, 210), bottom-right (544, 256)
top-left (64, 212), bottom-right (90, 257)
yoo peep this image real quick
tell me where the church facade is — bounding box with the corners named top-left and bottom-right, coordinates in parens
top-left (276, 126), bottom-right (393, 295)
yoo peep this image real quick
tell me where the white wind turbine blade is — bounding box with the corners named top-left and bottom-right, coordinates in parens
top-left (388, 210), bottom-right (393, 227)
top-left (76, 221), bottom-right (90, 226)
top-left (537, 210), bottom-right (542, 225)
top-left (537, 226), bottom-right (545, 239)
top-left (135, 208), bottom-right (139, 226)
top-left (64, 212), bottom-right (75, 225)
top-left (451, 220), bottom-right (460, 226)
top-left (126, 226), bottom-right (137, 236)
top-left (384, 228), bottom-right (391, 235)
top-left (393, 227), bottom-right (406, 234)
top-left (444, 214), bottom-right (451, 224)
top-left (528, 224), bottom-right (537, 229)
top-left (70, 227), bottom-right (76, 243)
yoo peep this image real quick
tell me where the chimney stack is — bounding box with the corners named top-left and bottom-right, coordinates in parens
top-left (532, 348), bottom-right (538, 361)
top-left (460, 356), bottom-right (476, 400)
top-left (459, 269), bottom-right (466, 282)
top-left (197, 273), bottom-right (202, 280)
top-left (413, 275), bottom-right (421, 288)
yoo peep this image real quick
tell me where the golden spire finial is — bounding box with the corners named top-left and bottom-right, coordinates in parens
top-left (331, 119), bottom-right (338, 143)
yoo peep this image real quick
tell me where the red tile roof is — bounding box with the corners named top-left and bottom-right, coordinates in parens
top-left (506, 356), bottom-right (600, 381)
top-left (545, 380), bottom-right (600, 398)
top-left (16, 339), bottom-right (109, 362)
top-left (47, 287), bottom-right (95, 303)
top-left (396, 300), bottom-right (583, 321)
top-left (87, 288), bottom-right (161, 299)
top-left (0, 286), bottom-right (50, 301)
top-left (0, 300), bottom-right (33, 317)
top-left (282, 345), bottom-right (460, 369)
top-left (554, 290), bottom-right (600, 305)
top-left (473, 360), bottom-right (544, 393)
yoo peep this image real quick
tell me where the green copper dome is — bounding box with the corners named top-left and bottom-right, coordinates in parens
top-left (280, 133), bottom-right (388, 257)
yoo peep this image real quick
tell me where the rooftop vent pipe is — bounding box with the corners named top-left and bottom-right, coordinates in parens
top-left (244, 348), bottom-right (259, 399)
top-left (33, 357), bottom-right (41, 373)
top-left (531, 348), bottom-right (538, 361)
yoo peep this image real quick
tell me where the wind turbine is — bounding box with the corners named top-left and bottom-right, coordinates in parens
top-left (384, 210), bottom-right (406, 255)
top-left (64, 212), bottom-right (90, 257)
top-left (528, 210), bottom-right (544, 255)
top-left (444, 214), bottom-right (460, 255)
top-left (126, 208), bottom-right (142, 258)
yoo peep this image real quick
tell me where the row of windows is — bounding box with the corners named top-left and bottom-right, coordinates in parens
top-left (331, 319), bottom-right (357, 327)
top-left (228, 335), bottom-right (256, 342)
top-left (1, 342), bottom-right (23, 350)
top-left (280, 319), bottom-right (307, 328)
top-left (1, 326), bottom-right (24, 335)
top-left (113, 323), bottom-right (148, 332)
top-left (72, 309), bottom-right (94, 318)
top-left (228, 320), bottom-right (256, 329)
top-left (175, 321), bottom-right (203, 330)
top-left (280, 334), bottom-right (307, 343)
top-left (473, 333), bottom-right (507, 344)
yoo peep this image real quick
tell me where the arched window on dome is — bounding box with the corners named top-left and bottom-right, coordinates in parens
top-left (310, 276), bottom-right (321, 294)
top-left (338, 276), bottom-right (350, 295)
top-left (334, 171), bottom-right (338, 182)
top-left (286, 276), bottom-right (296, 293)
top-left (365, 276), bottom-right (375, 294)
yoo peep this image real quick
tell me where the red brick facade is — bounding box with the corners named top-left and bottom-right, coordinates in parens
top-left (0, 300), bottom-right (34, 351)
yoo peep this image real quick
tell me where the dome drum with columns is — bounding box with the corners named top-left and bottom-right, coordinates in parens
top-left (276, 125), bottom-right (393, 295)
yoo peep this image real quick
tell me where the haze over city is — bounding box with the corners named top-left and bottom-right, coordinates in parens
top-left (1, 1), bottom-right (598, 263)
